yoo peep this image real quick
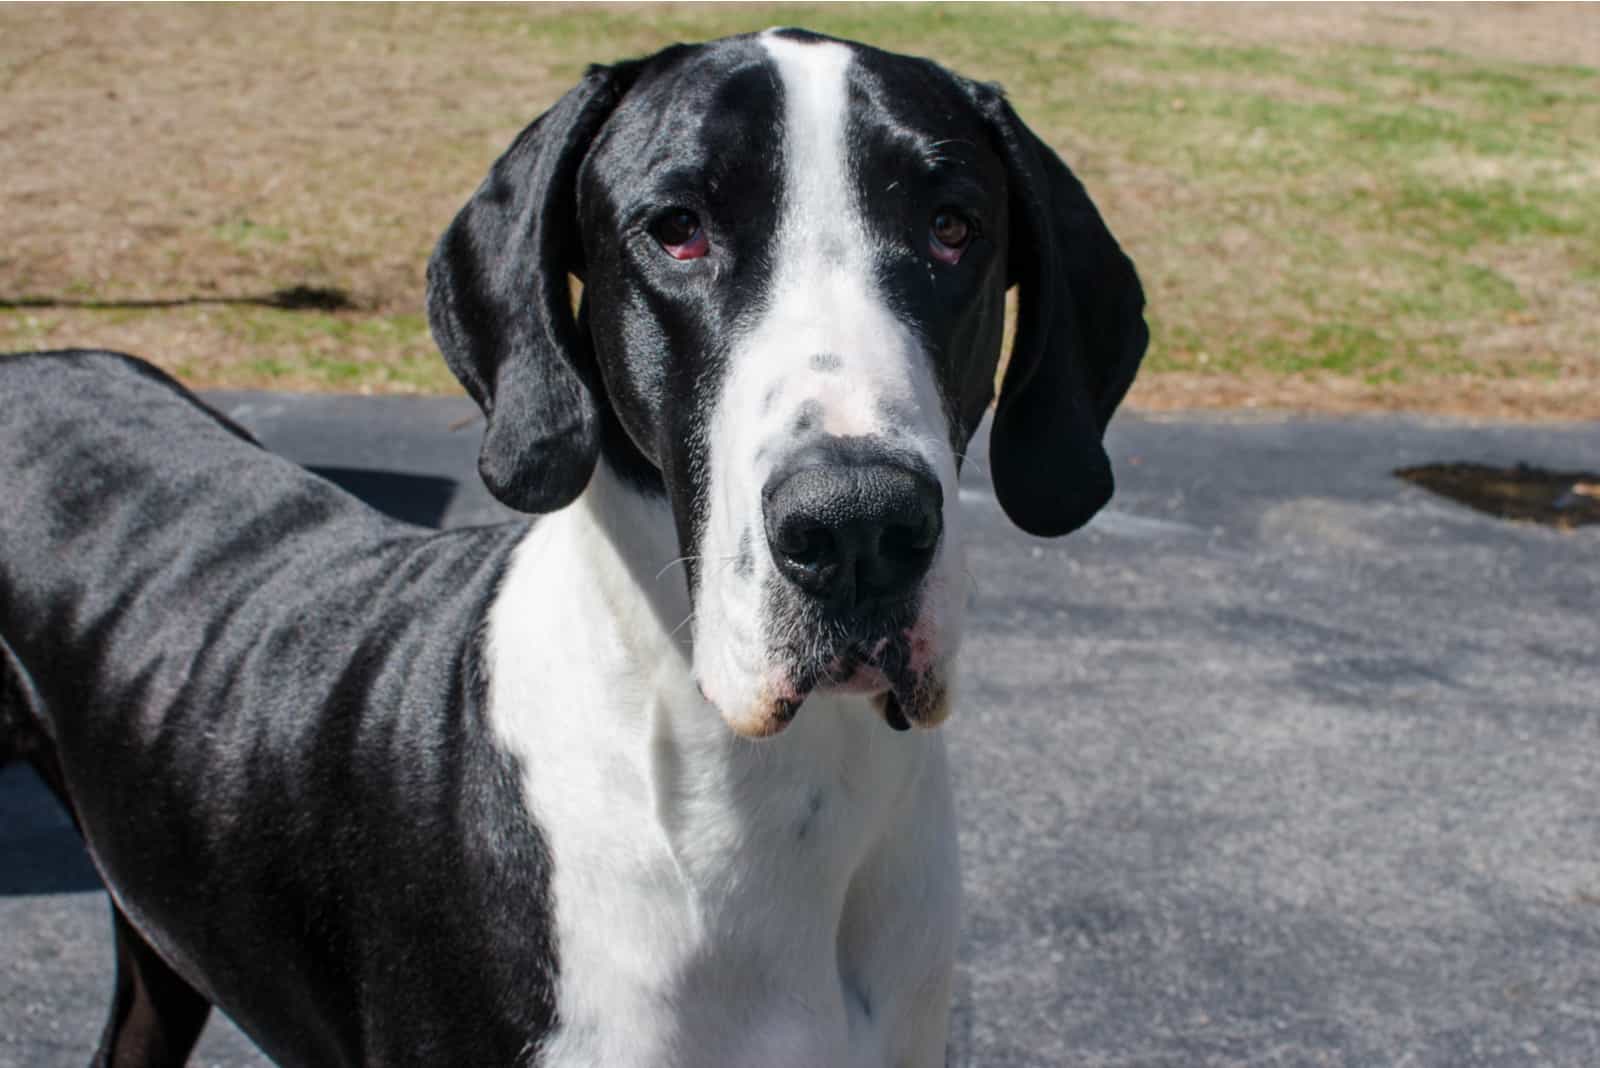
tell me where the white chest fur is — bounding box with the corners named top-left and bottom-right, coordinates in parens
top-left (485, 468), bottom-right (960, 1067)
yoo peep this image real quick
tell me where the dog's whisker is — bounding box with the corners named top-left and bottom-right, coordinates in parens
top-left (655, 554), bottom-right (703, 581)
top-left (963, 568), bottom-right (981, 597)
top-left (952, 449), bottom-right (990, 477)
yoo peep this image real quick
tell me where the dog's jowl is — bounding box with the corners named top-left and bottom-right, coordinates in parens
top-left (1, 28), bottom-right (1144, 1068)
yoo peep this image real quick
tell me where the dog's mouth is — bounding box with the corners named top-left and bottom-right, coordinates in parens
top-left (802, 636), bottom-right (924, 730)
top-left (717, 622), bottom-right (950, 738)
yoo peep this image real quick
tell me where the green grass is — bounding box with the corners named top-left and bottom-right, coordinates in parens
top-left (1, 3), bottom-right (1594, 411)
top-left (208, 309), bottom-right (453, 391)
top-left (213, 218), bottom-right (292, 249)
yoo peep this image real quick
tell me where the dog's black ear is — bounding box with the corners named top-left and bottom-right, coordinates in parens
top-left (978, 91), bottom-right (1148, 538)
top-left (426, 63), bottom-right (638, 514)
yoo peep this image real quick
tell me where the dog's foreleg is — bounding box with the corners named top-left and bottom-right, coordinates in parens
top-left (90, 906), bottom-right (212, 1068)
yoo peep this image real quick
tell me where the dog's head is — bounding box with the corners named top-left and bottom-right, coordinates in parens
top-left (427, 29), bottom-right (1146, 738)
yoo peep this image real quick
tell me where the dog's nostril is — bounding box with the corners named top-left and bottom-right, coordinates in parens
top-left (772, 521), bottom-right (832, 569)
top-left (880, 515), bottom-right (940, 559)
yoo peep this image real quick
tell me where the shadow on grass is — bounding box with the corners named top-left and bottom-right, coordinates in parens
top-left (0, 285), bottom-right (356, 312)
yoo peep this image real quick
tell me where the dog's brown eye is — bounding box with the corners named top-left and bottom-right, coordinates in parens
top-left (928, 209), bottom-right (972, 264)
top-left (650, 208), bottom-right (709, 260)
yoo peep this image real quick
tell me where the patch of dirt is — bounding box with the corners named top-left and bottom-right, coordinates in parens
top-left (0, 4), bottom-right (564, 315)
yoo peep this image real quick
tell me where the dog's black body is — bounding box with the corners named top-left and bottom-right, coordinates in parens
top-left (1, 353), bottom-right (555, 1064)
top-left (2, 28), bottom-right (1145, 1067)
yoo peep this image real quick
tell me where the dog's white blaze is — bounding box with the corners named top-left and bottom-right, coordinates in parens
top-left (695, 33), bottom-right (967, 735)
top-left (486, 466), bottom-right (959, 1066)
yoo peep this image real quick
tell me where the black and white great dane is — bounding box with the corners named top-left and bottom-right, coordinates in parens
top-left (0, 28), bottom-right (1145, 1067)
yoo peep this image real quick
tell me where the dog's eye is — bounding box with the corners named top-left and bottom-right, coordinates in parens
top-left (650, 208), bottom-right (709, 261)
top-left (928, 209), bottom-right (973, 265)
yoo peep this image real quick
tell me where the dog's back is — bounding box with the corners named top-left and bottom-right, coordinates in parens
top-left (0, 350), bottom-right (558, 1064)
top-left (1, 350), bottom-right (275, 776)
top-left (1, 348), bottom-right (391, 777)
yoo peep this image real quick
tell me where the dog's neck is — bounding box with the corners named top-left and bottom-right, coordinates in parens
top-left (567, 457), bottom-right (696, 668)
top-left (481, 461), bottom-right (956, 1060)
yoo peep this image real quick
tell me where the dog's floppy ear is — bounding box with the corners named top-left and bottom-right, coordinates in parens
top-left (426, 63), bottom-right (638, 514)
top-left (978, 90), bottom-right (1148, 537)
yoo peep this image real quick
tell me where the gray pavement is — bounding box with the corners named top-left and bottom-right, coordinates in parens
top-left (3, 395), bottom-right (1597, 1067)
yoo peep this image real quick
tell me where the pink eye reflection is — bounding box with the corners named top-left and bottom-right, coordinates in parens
top-left (664, 230), bottom-right (709, 261)
top-left (928, 209), bottom-right (971, 265)
top-left (651, 209), bottom-right (709, 261)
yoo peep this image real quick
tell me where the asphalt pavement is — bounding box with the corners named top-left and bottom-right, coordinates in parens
top-left (3, 394), bottom-right (1597, 1067)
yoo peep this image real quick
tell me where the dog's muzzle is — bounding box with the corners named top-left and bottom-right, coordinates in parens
top-left (758, 441), bottom-right (945, 732)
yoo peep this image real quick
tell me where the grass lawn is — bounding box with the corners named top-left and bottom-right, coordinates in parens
top-left (2, 3), bottom-right (1596, 419)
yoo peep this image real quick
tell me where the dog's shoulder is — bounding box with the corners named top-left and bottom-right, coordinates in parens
top-left (0, 349), bottom-right (521, 716)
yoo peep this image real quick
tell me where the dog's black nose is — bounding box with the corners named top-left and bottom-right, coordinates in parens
top-left (763, 455), bottom-right (942, 611)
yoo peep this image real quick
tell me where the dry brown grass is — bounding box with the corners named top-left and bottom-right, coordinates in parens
top-left (1082, 3), bottom-right (1600, 71)
top-left (2, 3), bottom-right (1596, 418)
top-left (1, 4), bottom-right (586, 391)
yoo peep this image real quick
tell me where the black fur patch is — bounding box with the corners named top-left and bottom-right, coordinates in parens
top-left (793, 399), bottom-right (823, 435)
top-left (734, 528), bottom-right (754, 578)
top-left (796, 788), bottom-right (825, 841)
top-left (810, 352), bottom-right (842, 373)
